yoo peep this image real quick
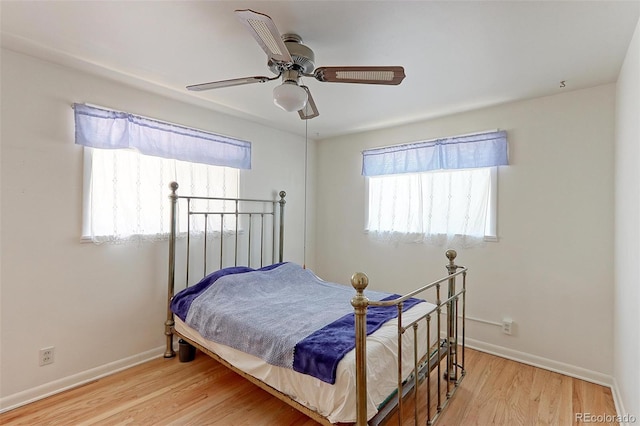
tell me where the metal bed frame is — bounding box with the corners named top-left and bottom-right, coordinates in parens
top-left (164, 182), bottom-right (467, 425)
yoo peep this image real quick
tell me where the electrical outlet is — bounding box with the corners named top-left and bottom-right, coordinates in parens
top-left (502, 318), bottom-right (513, 335)
top-left (39, 347), bottom-right (54, 366)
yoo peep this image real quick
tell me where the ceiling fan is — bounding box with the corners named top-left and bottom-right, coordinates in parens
top-left (186, 9), bottom-right (406, 120)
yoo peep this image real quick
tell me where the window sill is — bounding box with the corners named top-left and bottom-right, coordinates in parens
top-left (364, 230), bottom-right (499, 241)
top-left (81, 229), bottom-right (247, 244)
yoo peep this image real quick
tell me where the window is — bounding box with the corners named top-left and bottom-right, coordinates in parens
top-left (362, 131), bottom-right (507, 247)
top-left (83, 148), bottom-right (239, 243)
top-left (74, 104), bottom-right (251, 243)
top-left (366, 167), bottom-right (497, 246)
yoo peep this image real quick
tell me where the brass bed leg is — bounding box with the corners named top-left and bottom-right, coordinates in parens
top-left (164, 318), bottom-right (175, 358)
top-left (278, 191), bottom-right (286, 263)
top-left (351, 272), bottom-right (370, 426)
top-left (445, 249), bottom-right (458, 381)
top-left (164, 182), bottom-right (179, 359)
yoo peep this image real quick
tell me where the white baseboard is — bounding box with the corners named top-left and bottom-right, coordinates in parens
top-left (0, 346), bottom-right (166, 414)
top-left (465, 338), bottom-right (613, 387)
top-left (611, 378), bottom-right (633, 426)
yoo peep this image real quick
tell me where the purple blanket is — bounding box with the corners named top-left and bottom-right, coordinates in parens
top-left (170, 263), bottom-right (423, 384)
top-left (292, 295), bottom-right (422, 383)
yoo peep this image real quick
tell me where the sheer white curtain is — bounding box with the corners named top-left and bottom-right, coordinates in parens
top-left (367, 168), bottom-right (491, 247)
top-left (84, 148), bottom-right (239, 243)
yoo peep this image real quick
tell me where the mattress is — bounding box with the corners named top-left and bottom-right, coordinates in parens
top-left (174, 297), bottom-right (436, 423)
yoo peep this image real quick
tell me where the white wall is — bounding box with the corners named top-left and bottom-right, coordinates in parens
top-left (614, 18), bottom-right (640, 421)
top-left (0, 48), bottom-right (315, 408)
top-left (316, 84), bottom-right (616, 382)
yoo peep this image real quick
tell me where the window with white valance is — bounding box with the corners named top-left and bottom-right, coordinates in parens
top-left (74, 104), bottom-right (250, 243)
top-left (362, 130), bottom-right (508, 247)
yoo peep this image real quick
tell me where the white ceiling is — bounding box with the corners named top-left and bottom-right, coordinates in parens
top-left (2, 1), bottom-right (639, 139)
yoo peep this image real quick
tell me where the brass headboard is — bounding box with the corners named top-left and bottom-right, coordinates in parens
top-left (164, 181), bottom-right (286, 358)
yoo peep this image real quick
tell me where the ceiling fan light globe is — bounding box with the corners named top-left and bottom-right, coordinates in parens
top-left (273, 82), bottom-right (308, 112)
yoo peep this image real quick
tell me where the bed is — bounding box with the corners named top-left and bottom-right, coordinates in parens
top-left (164, 182), bottom-right (467, 425)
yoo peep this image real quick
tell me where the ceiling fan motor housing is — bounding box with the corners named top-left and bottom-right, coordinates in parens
top-left (268, 33), bottom-right (315, 76)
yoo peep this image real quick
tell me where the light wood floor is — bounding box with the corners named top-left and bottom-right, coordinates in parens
top-left (0, 348), bottom-right (617, 425)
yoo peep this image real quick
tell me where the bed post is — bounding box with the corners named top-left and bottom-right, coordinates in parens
top-left (164, 182), bottom-right (179, 358)
top-left (351, 272), bottom-right (370, 426)
top-left (445, 249), bottom-right (459, 380)
top-left (278, 191), bottom-right (286, 263)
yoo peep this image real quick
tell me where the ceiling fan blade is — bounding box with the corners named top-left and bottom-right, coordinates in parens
top-left (298, 86), bottom-right (319, 120)
top-left (235, 9), bottom-right (293, 66)
top-left (186, 76), bottom-right (274, 91)
top-left (314, 66), bottom-right (406, 85)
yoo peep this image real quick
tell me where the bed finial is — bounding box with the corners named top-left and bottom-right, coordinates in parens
top-left (446, 249), bottom-right (457, 262)
top-left (170, 181), bottom-right (179, 193)
top-left (351, 272), bottom-right (369, 293)
top-left (279, 190), bottom-right (286, 202)
top-left (446, 249), bottom-right (459, 277)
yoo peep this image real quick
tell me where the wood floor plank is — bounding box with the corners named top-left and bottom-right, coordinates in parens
top-left (0, 348), bottom-right (617, 425)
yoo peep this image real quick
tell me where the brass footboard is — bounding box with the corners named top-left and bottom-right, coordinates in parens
top-left (351, 250), bottom-right (467, 425)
